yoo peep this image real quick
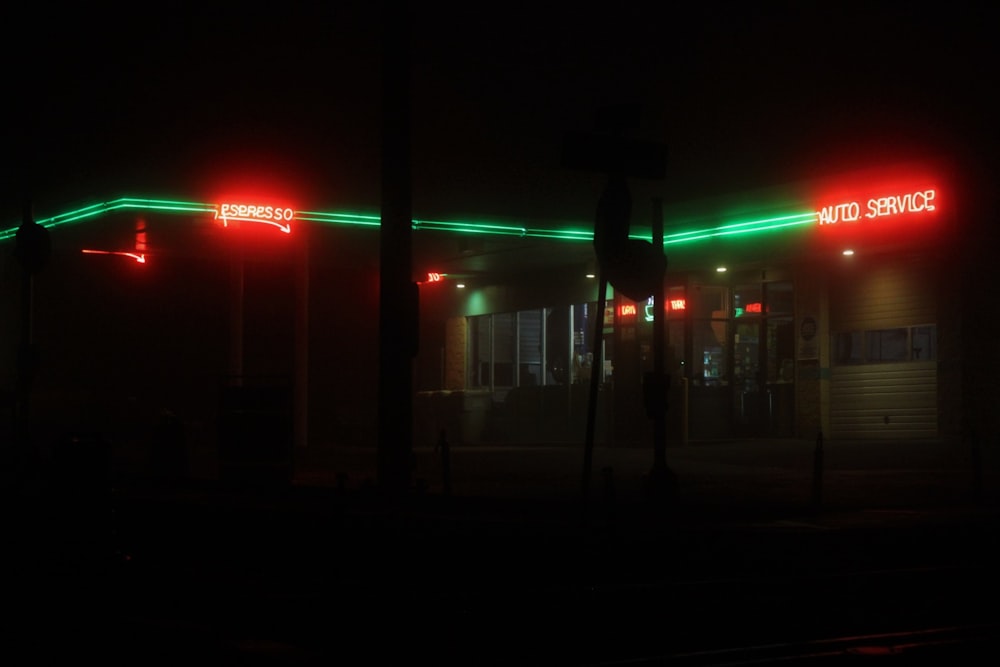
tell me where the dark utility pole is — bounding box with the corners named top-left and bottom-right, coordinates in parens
top-left (11, 200), bottom-right (51, 488)
top-left (377, 0), bottom-right (416, 495)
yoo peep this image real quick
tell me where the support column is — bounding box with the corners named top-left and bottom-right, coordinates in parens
top-left (377, 0), bottom-right (415, 495)
top-left (294, 228), bottom-right (309, 450)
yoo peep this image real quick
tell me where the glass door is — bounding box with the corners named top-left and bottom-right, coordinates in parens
top-left (688, 285), bottom-right (731, 438)
top-left (735, 317), bottom-right (774, 434)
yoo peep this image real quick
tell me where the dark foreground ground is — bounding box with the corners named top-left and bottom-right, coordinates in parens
top-left (4, 437), bottom-right (1000, 665)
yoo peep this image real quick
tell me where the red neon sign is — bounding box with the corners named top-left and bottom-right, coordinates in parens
top-left (427, 272), bottom-right (442, 282)
top-left (818, 188), bottom-right (936, 226)
top-left (215, 203), bottom-right (294, 233)
top-left (669, 298), bottom-right (686, 311)
top-left (136, 219), bottom-right (147, 253)
top-left (619, 304), bottom-right (637, 318)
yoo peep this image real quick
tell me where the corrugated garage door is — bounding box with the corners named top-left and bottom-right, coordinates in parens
top-left (830, 362), bottom-right (937, 438)
top-left (829, 255), bottom-right (937, 439)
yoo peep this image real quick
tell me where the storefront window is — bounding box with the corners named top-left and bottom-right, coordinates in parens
top-left (834, 331), bottom-right (864, 365)
top-left (733, 320), bottom-right (759, 391)
top-left (912, 325), bottom-right (936, 360)
top-left (545, 306), bottom-right (570, 384)
top-left (518, 310), bottom-right (543, 386)
top-left (691, 285), bottom-right (729, 387)
top-left (491, 312), bottom-right (516, 391)
top-left (468, 314), bottom-right (490, 387)
top-left (733, 284), bottom-right (762, 317)
top-left (766, 281), bottom-right (794, 315)
top-left (833, 325), bottom-right (936, 365)
top-left (868, 327), bottom-right (908, 363)
top-left (767, 316), bottom-right (796, 382)
top-left (471, 307), bottom-right (593, 397)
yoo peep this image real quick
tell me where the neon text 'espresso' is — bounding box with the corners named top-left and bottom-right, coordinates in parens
top-left (216, 203), bottom-right (294, 233)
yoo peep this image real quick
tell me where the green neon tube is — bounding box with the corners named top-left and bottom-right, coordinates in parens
top-left (1, 196), bottom-right (820, 246)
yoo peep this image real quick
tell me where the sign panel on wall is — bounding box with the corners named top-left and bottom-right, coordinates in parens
top-left (798, 315), bottom-right (819, 360)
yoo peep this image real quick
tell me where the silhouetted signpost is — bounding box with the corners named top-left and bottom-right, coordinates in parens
top-left (12, 201), bottom-right (50, 485)
top-left (562, 106), bottom-right (675, 516)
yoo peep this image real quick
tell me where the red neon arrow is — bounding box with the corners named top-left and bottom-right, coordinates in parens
top-left (82, 249), bottom-right (146, 263)
top-left (216, 214), bottom-right (292, 233)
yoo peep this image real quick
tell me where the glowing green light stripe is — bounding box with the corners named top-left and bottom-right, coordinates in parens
top-left (413, 219), bottom-right (527, 237)
top-left (665, 221), bottom-right (810, 245)
top-left (114, 198), bottom-right (215, 213)
top-left (2, 198), bottom-right (216, 239)
top-left (41, 198), bottom-right (212, 228)
top-left (665, 212), bottom-right (817, 242)
top-left (1, 195), bottom-right (822, 249)
top-left (523, 228), bottom-right (594, 241)
top-left (1, 198), bottom-right (217, 240)
top-left (295, 211), bottom-right (382, 227)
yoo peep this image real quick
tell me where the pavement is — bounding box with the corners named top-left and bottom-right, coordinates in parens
top-left (291, 435), bottom-right (1000, 522)
top-left (5, 435), bottom-right (1000, 664)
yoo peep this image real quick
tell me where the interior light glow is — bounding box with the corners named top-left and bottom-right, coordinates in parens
top-left (843, 249), bottom-right (855, 256)
top-left (82, 249), bottom-right (146, 263)
top-left (456, 283), bottom-right (466, 289)
top-left (716, 266), bottom-right (727, 272)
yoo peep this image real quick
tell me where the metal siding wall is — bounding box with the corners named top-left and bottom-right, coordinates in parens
top-left (832, 258), bottom-right (936, 330)
top-left (830, 257), bottom-right (938, 438)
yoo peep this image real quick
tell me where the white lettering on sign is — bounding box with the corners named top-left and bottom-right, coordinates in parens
top-left (818, 189), bottom-right (936, 226)
top-left (215, 203), bottom-right (294, 233)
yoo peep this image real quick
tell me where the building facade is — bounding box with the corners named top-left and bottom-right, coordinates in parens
top-left (1, 156), bottom-right (989, 481)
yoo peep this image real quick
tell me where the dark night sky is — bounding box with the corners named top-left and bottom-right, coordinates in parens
top-left (2, 2), bottom-right (997, 226)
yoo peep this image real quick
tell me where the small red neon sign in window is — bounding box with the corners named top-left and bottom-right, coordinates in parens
top-left (215, 203), bottom-right (294, 233)
top-left (669, 299), bottom-right (686, 311)
top-left (427, 272), bottom-right (442, 282)
top-left (620, 304), bottom-right (637, 318)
